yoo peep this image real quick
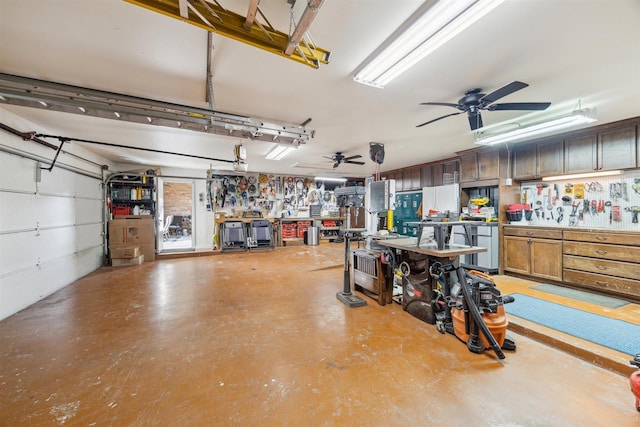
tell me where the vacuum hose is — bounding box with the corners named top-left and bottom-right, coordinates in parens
top-left (456, 267), bottom-right (506, 360)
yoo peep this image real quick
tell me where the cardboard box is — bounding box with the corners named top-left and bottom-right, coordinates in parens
top-left (110, 246), bottom-right (140, 259)
top-left (111, 254), bottom-right (144, 267)
top-left (108, 217), bottom-right (155, 246)
top-left (110, 242), bottom-right (155, 262)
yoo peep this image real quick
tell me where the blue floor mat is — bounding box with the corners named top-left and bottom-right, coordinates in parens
top-left (505, 294), bottom-right (640, 356)
top-left (530, 284), bottom-right (629, 308)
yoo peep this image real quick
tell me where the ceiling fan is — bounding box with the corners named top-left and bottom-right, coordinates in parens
top-left (417, 81), bottom-right (551, 131)
top-left (323, 152), bottom-right (365, 168)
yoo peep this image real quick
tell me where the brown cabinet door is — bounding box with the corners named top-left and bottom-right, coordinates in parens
top-left (530, 239), bottom-right (563, 281)
top-left (564, 135), bottom-right (597, 173)
top-left (442, 160), bottom-right (459, 184)
top-left (537, 140), bottom-right (563, 177)
top-left (420, 165), bottom-right (433, 187)
top-left (477, 150), bottom-right (499, 180)
top-left (598, 126), bottom-right (637, 170)
top-left (512, 145), bottom-right (536, 179)
top-left (410, 167), bottom-right (421, 190)
top-left (503, 236), bottom-right (531, 275)
top-left (401, 168), bottom-right (420, 191)
top-left (459, 153), bottom-right (478, 182)
top-left (432, 163), bottom-right (444, 186)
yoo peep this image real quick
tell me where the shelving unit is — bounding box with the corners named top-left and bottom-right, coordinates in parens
top-left (107, 174), bottom-right (156, 218)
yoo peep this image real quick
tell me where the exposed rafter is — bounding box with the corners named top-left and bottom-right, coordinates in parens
top-left (124, 0), bottom-right (330, 68)
top-left (0, 73), bottom-right (314, 146)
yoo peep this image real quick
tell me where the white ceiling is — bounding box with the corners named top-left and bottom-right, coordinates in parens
top-left (1, 0), bottom-right (639, 178)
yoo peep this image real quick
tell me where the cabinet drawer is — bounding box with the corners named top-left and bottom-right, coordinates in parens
top-left (563, 255), bottom-right (640, 280)
top-left (503, 227), bottom-right (562, 239)
top-left (563, 231), bottom-right (640, 246)
top-left (563, 269), bottom-right (640, 298)
top-left (563, 241), bottom-right (640, 263)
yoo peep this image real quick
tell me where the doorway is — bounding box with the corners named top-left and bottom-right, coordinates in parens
top-left (157, 178), bottom-right (195, 253)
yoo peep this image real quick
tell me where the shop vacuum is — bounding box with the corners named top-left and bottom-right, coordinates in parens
top-left (445, 266), bottom-right (516, 359)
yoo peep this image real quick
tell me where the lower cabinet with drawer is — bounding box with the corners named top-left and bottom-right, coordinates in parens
top-left (503, 226), bottom-right (563, 281)
top-left (563, 231), bottom-right (640, 299)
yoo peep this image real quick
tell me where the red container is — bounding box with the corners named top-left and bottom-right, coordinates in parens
top-left (631, 371), bottom-right (640, 411)
top-left (297, 226), bottom-right (309, 238)
top-left (508, 204), bottom-right (530, 211)
top-left (112, 206), bottom-right (131, 216)
top-left (281, 230), bottom-right (297, 239)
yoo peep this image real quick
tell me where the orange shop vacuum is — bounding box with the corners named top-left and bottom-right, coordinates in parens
top-left (631, 354), bottom-right (640, 412)
top-left (449, 268), bottom-right (515, 359)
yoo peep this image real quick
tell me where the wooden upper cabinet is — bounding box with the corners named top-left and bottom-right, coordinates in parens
top-left (537, 140), bottom-right (564, 176)
top-left (564, 125), bottom-right (637, 173)
top-left (459, 153), bottom-right (478, 182)
top-left (477, 150), bottom-right (500, 179)
top-left (512, 144), bottom-right (536, 179)
top-left (430, 161), bottom-right (458, 186)
top-left (598, 126), bottom-right (637, 170)
top-left (420, 165), bottom-right (433, 187)
top-left (442, 160), bottom-right (459, 184)
top-left (432, 163), bottom-right (444, 186)
top-left (402, 167), bottom-right (421, 191)
top-left (459, 150), bottom-right (499, 182)
top-left (564, 134), bottom-right (597, 174)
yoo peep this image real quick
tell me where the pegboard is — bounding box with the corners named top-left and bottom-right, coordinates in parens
top-left (519, 170), bottom-right (640, 230)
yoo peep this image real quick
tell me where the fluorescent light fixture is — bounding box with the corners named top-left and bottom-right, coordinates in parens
top-left (353, 0), bottom-right (504, 88)
top-left (475, 109), bottom-right (597, 146)
top-left (542, 170), bottom-right (622, 182)
top-left (314, 176), bottom-right (347, 182)
top-left (265, 145), bottom-right (297, 160)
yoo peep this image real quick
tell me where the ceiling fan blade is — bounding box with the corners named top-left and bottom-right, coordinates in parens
top-left (420, 102), bottom-right (460, 108)
top-left (345, 160), bottom-right (365, 165)
top-left (481, 81), bottom-right (528, 104)
top-left (489, 102), bottom-right (551, 111)
top-left (322, 155), bottom-right (334, 160)
top-left (416, 111), bottom-right (463, 128)
top-left (343, 154), bottom-right (362, 161)
top-left (468, 112), bottom-right (483, 131)
top-left (333, 162), bottom-right (339, 168)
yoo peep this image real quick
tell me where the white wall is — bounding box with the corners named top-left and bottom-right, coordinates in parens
top-left (0, 107), bottom-right (113, 320)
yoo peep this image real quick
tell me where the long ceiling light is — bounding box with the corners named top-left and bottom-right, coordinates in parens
top-left (265, 145), bottom-right (297, 160)
top-left (353, 0), bottom-right (504, 89)
top-left (474, 109), bottom-right (597, 146)
top-left (314, 176), bottom-right (346, 182)
top-left (541, 170), bottom-right (622, 182)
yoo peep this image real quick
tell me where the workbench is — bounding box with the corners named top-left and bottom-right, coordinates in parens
top-left (374, 222), bottom-right (487, 330)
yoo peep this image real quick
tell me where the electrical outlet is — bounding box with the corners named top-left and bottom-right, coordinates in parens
top-left (505, 178), bottom-right (513, 186)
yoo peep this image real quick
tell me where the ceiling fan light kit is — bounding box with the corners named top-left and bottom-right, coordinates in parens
top-left (353, 0), bottom-right (505, 88)
top-left (474, 108), bottom-right (597, 146)
top-left (417, 81), bottom-right (551, 131)
top-left (323, 152), bottom-right (365, 168)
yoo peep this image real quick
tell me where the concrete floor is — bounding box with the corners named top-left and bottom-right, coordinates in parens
top-left (1, 243), bottom-right (639, 426)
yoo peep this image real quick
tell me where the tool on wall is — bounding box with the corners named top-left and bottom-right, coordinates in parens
top-left (569, 201), bottom-right (580, 226)
top-left (536, 183), bottom-right (549, 195)
top-left (612, 205), bottom-right (622, 222)
top-left (605, 201), bottom-right (612, 224)
top-left (626, 206), bottom-right (640, 224)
